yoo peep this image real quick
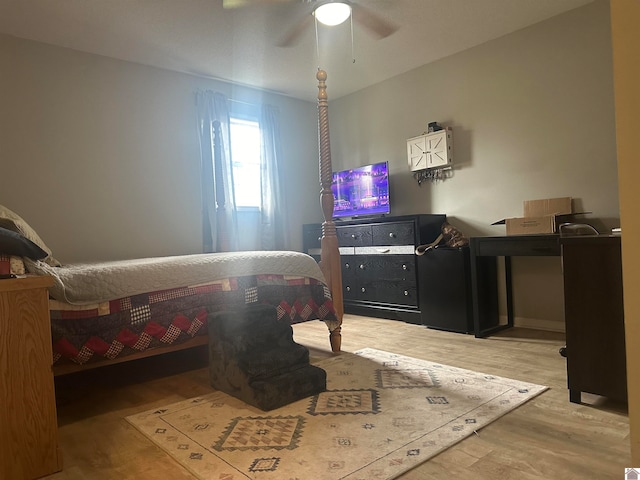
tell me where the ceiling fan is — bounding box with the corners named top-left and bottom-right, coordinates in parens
top-left (222, 0), bottom-right (399, 47)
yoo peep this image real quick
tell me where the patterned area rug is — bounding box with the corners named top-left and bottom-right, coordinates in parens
top-left (126, 348), bottom-right (547, 479)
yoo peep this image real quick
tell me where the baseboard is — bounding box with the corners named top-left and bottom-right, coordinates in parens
top-left (508, 315), bottom-right (566, 333)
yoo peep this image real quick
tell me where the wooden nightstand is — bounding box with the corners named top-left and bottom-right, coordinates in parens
top-left (0, 275), bottom-right (62, 479)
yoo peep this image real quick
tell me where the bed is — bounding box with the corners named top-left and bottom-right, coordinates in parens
top-left (0, 69), bottom-right (344, 376)
top-left (26, 252), bottom-right (339, 375)
top-left (1, 249), bottom-right (339, 375)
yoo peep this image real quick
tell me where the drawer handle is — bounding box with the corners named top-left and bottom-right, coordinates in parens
top-left (376, 248), bottom-right (390, 253)
top-left (402, 264), bottom-right (407, 270)
top-left (359, 264), bottom-right (365, 270)
top-left (389, 232), bottom-right (396, 238)
top-left (351, 234), bottom-right (356, 239)
top-left (346, 286), bottom-right (351, 292)
top-left (345, 263), bottom-right (350, 269)
top-left (361, 287), bottom-right (366, 293)
top-left (403, 290), bottom-right (409, 296)
top-left (317, 236), bottom-right (321, 242)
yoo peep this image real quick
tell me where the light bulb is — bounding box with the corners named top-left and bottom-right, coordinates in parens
top-left (314, 2), bottom-right (352, 27)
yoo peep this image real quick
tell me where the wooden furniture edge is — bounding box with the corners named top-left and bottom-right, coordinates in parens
top-left (0, 274), bottom-right (62, 477)
top-left (317, 69), bottom-right (343, 353)
top-left (53, 335), bottom-right (210, 376)
top-left (0, 274), bottom-right (54, 292)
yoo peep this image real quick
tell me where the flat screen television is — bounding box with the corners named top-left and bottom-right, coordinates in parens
top-left (331, 161), bottom-right (390, 219)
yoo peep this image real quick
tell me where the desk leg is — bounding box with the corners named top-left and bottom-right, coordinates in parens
top-left (504, 256), bottom-right (514, 329)
top-left (470, 243), bottom-right (481, 337)
top-left (470, 247), bottom-right (500, 337)
top-left (569, 389), bottom-right (582, 404)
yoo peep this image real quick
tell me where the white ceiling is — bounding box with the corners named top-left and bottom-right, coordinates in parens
top-left (0, 0), bottom-right (594, 101)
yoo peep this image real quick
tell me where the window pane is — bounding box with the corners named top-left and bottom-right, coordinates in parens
top-left (230, 117), bottom-right (261, 208)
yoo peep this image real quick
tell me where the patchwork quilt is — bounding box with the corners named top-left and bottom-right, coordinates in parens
top-left (50, 273), bottom-right (337, 366)
top-left (6, 251), bottom-right (338, 367)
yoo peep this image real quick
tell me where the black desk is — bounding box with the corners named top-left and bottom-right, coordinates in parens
top-left (469, 234), bottom-right (627, 404)
top-left (469, 234), bottom-right (561, 337)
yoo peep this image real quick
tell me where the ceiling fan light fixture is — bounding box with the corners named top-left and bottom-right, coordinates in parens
top-left (314, 2), bottom-right (352, 27)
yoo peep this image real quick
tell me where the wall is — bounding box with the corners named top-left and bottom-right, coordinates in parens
top-left (0, 33), bottom-right (320, 263)
top-left (329, 0), bottom-right (618, 331)
top-left (610, 0), bottom-right (639, 464)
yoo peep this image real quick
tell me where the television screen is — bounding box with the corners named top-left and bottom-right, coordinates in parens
top-left (331, 161), bottom-right (390, 219)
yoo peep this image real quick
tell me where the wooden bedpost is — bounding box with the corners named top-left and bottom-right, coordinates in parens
top-left (316, 69), bottom-right (343, 353)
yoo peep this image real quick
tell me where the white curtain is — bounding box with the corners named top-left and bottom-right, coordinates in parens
top-left (260, 104), bottom-right (290, 250)
top-left (195, 90), bottom-right (239, 252)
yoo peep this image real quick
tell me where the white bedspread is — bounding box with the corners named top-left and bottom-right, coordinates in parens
top-left (25, 251), bottom-right (327, 305)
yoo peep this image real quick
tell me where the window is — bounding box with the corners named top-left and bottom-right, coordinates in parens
top-left (229, 116), bottom-right (261, 208)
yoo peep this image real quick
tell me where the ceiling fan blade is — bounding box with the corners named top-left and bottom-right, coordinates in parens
top-left (277, 11), bottom-right (314, 47)
top-left (223, 0), bottom-right (294, 8)
top-left (351, 2), bottom-right (398, 39)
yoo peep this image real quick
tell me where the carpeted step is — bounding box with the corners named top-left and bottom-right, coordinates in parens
top-left (208, 304), bottom-right (326, 411)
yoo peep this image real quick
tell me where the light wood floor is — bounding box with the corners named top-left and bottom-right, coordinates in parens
top-left (46, 315), bottom-right (630, 480)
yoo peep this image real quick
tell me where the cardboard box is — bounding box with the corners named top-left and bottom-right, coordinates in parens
top-left (493, 197), bottom-right (578, 235)
top-left (523, 197), bottom-right (572, 217)
top-left (504, 213), bottom-right (578, 235)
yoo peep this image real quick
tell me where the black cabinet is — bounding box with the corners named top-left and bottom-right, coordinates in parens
top-left (304, 214), bottom-right (456, 325)
top-left (561, 235), bottom-right (627, 403)
top-left (419, 247), bottom-right (474, 333)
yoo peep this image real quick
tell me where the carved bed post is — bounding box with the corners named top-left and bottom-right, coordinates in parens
top-left (316, 69), bottom-right (343, 353)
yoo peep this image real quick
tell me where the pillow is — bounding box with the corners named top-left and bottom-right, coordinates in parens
top-left (0, 204), bottom-right (61, 266)
top-left (0, 226), bottom-right (48, 260)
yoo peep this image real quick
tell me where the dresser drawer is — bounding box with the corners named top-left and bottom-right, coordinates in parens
top-left (372, 222), bottom-right (414, 246)
top-left (303, 224), bottom-right (322, 250)
top-left (343, 280), bottom-right (417, 307)
top-left (342, 254), bottom-right (417, 307)
top-left (341, 256), bottom-right (358, 282)
top-left (355, 245), bottom-right (415, 255)
top-left (337, 225), bottom-right (372, 247)
top-left (377, 281), bottom-right (418, 306)
top-left (353, 255), bottom-right (415, 281)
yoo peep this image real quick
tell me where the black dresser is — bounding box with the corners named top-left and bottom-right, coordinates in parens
top-left (304, 214), bottom-right (476, 327)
